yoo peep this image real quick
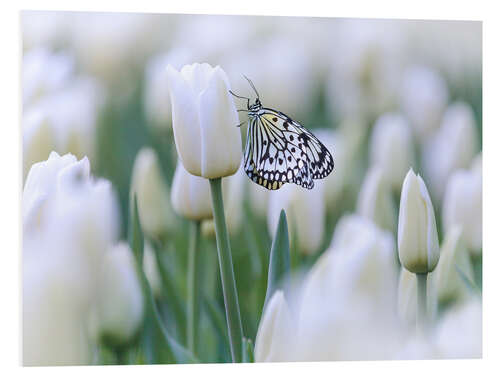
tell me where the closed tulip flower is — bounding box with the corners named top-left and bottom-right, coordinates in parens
top-left (95, 242), bottom-right (144, 346)
top-left (171, 160), bottom-right (213, 221)
top-left (166, 63), bottom-right (242, 179)
top-left (442, 167), bottom-right (482, 254)
top-left (143, 241), bottom-right (162, 298)
top-left (131, 147), bottom-right (177, 238)
top-left (356, 166), bottom-right (396, 232)
top-left (398, 169), bottom-right (440, 274)
top-left (370, 112), bottom-right (415, 191)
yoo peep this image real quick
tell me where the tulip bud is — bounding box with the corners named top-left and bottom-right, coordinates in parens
top-left (399, 65), bottom-right (448, 141)
top-left (369, 112), bottom-right (415, 190)
top-left (356, 166), bottom-right (396, 232)
top-left (143, 241), bottom-right (162, 297)
top-left (171, 160), bottom-right (213, 221)
top-left (422, 102), bottom-right (479, 201)
top-left (398, 169), bottom-right (440, 273)
top-left (430, 227), bottom-right (474, 305)
top-left (131, 147), bottom-right (177, 238)
top-left (95, 242), bottom-right (144, 346)
top-left (442, 168), bottom-right (482, 254)
top-left (254, 290), bottom-right (293, 362)
top-left (166, 63), bottom-right (242, 179)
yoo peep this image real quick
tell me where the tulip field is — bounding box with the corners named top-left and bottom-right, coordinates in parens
top-left (22, 12), bottom-right (482, 366)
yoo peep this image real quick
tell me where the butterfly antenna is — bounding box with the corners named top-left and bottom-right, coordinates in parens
top-left (243, 75), bottom-right (260, 99)
top-left (229, 90), bottom-right (249, 101)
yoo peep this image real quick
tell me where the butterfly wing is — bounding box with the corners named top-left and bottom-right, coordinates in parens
top-left (243, 109), bottom-right (334, 190)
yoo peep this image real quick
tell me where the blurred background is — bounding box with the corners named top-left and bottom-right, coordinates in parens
top-left (22, 11), bottom-right (482, 365)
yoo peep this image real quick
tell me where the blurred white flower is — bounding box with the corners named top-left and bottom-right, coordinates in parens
top-left (22, 47), bottom-right (74, 107)
top-left (370, 112), bottom-right (415, 191)
top-left (23, 76), bottom-right (105, 170)
top-left (430, 227), bottom-right (474, 305)
top-left (442, 167), bottom-right (482, 255)
top-left (171, 160), bottom-right (212, 221)
top-left (166, 63), bottom-right (242, 179)
top-left (21, 11), bottom-right (72, 50)
top-left (131, 148), bottom-right (177, 238)
top-left (268, 182), bottom-right (325, 255)
top-left (94, 242), bottom-right (144, 346)
top-left (356, 166), bottom-right (397, 232)
top-left (434, 298), bottom-right (482, 358)
top-left (398, 169), bottom-right (440, 273)
top-left (399, 65), bottom-right (449, 141)
top-left (23, 152), bottom-right (120, 365)
top-left (143, 241), bottom-right (162, 297)
top-left (143, 48), bottom-right (194, 131)
top-left (397, 268), bottom-right (438, 326)
top-left (422, 102), bottom-right (479, 201)
top-left (254, 290), bottom-right (293, 362)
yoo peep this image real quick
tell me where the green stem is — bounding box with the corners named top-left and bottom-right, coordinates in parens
top-left (416, 273), bottom-right (428, 334)
top-left (187, 220), bottom-right (201, 355)
top-left (209, 177), bottom-right (243, 362)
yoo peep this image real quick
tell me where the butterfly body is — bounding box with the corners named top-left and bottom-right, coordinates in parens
top-left (240, 93), bottom-right (334, 190)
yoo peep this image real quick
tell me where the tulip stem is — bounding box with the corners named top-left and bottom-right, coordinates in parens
top-left (209, 177), bottom-right (243, 363)
top-left (416, 273), bottom-right (427, 334)
top-left (187, 220), bottom-right (201, 356)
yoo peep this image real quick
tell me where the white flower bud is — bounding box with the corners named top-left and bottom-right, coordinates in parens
top-left (399, 65), bottom-right (449, 140)
top-left (131, 147), bottom-right (177, 238)
top-left (422, 102), bottom-right (479, 201)
top-left (254, 290), bottom-right (293, 362)
top-left (442, 168), bottom-right (482, 254)
top-left (95, 242), bottom-right (144, 346)
top-left (398, 169), bottom-right (440, 273)
top-left (143, 241), bottom-right (162, 298)
top-left (430, 227), bottom-right (474, 304)
top-left (370, 112), bottom-right (415, 190)
top-left (171, 160), bottom-right (212, 221)
top-left (166, 63), bottom-right (242, 179)
top-left (356, 166), bottom-right (396, 232)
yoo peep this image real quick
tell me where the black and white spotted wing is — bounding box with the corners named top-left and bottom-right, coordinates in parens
top-left (243, 108), bottom-right (334, 190)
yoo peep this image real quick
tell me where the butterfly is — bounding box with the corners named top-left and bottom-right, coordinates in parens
top-left (230, 76), bottom-right (334, 190)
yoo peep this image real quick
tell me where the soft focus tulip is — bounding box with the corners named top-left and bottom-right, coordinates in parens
top-left (356, 166), bottom-right (396, 232)
top-left (422, 102), bottom-right (479, 201)
top-left (399, 65), bottom-right (449, 141)
top-left (171, 160), bottom-right (213, 221)
top-left (430, 227), bottom-right (474, 305)
top-left (268, 182), bottom-right (325, 255)
top-left (398, 169), bottom-right (440, 273)
top-left (95, 242), bottom-right (144, 346)
top-left (166, 63), bottom-right (242, 179)
top-left (131, 147), bottom-right (177, 238)
top-left (442, 167), bottom-right (482, 254)
top-left (143, 241), bottom-right (162, 297)
top-left (254, 290), bottom-right (293, 362)
top-left (369, 112), bottom-right (415, 191)
top-left (434, 298), bottom-right (482, 358)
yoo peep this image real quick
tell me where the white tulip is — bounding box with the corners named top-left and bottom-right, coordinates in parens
top-left (171, 160), bottom-right (212, 221)
top-left (268, 182), bottom-right (325, 255)
top-left (442, 168), bottom-right (482, 254)
top-left (398, 169), bottom-right (440, 273)
top-left (399, 65), bottom-right (449, 141)
top-left (166, 63), bottom-right (242, 179)
top-left (21, 11), bottom-right (71, 51)
top-left (430, 227), bottom-right (474, 304)
top-left (356, 166), bottom-right (397, 232)
top-left (131, 148), bottom-right (177, 238)
top-left (370, 112), bottom-right (415, 190)
top-left (143, 241), bottom-right (162, 298)
top-left (422, 102), bottom-right (479, 201)
top-left (95, 242), bottom-right (144, 345)
top-left (434, 298), bottom-right (482, 359)
top-left (254, 290), bottom-right (293, 362)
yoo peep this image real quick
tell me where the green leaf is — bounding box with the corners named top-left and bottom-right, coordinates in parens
top-left (129, 194), bottom-right (144, 264)
top-left (264, 209), bottom-right (291, 306)
top-left (241, 337), bottom-right (255, 363)
top-left (455, 263), bottom-right (481, 295)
